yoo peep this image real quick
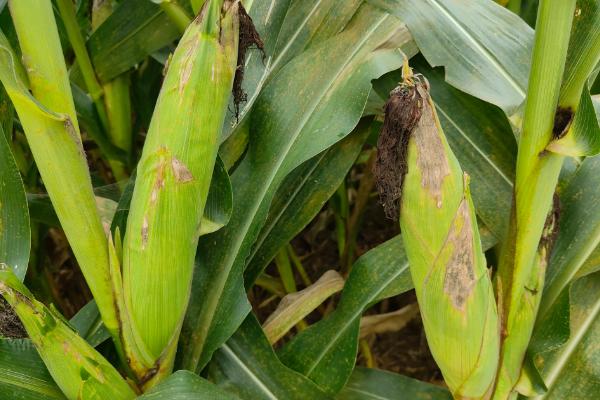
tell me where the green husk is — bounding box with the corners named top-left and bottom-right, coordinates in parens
top-left (120, 0), bottom-right (239, 379)
top-left (382, 63), bottom-right (499, 399)
top-left (0, 267), bottom-right (136, 400)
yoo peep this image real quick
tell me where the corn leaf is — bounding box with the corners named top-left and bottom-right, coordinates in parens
top-left (209, 315), bottom-right (329, 400)
top-left (368, 0), bottom-right (533, 115)
top-left (337, 367), bottom-right (452, 400)
top-left (138, 370), bottom-right (237, 400)
top-left (541, 156), bottom-right (600, 316)
top-left (87, 0), bottom-right (180, 82)
top-left (180, 4), bottom-right (407, 372)
top-left (244, 119), bottom-right (374, 286)
top-left (263, 270), bottom-right (345, 344)
top-left (527, 271), bottom-right (600, 399)
top-left (0, 125), bottom-right (29, 280)
top-left (0, 339), bottom-right (66, 400)
top-left (69, 301), bottom-right (110, 349)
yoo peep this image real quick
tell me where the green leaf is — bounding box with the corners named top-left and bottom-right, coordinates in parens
top-left (210, 315), bottom-right (329, 400)
top-left (338, 367), bottom-right (452, 400)
top-left (368, 0), bottom-right (533, 115)
top-left (139, 370), bottom-right (237, 400)
top-left (528, 272), bottom-right (600, 399)
top-left (87, 0), bottom-right (179, 82)
top-left (180, 4), bottom-right (408, 372)
top-left (69, 301), bottom-right (110, 348)
top-left (0, 125), bottom-right (29, 280)
top-left (0, 339), bottom-right (65, 399)
top-left (540, 155), bottom-right (600, 317)
top-left (244, 119), bottom-right (374, 286)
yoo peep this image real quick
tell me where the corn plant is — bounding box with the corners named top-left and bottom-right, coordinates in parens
top-left (0, 0), bottom-right (599, 399)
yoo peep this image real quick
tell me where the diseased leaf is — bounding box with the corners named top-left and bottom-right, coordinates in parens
top-left (541, 155), bottom-right (600, 315)
top-left (263, 270), bottom-right (345, 344)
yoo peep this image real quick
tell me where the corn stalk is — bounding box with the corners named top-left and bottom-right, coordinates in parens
top-left (1, 0), bottom-right (120, 352)
top-left (493, 1), bottom-right (577, 398)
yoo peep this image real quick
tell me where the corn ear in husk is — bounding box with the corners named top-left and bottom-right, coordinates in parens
top-left (0, 266), bottom-right (136, 400)
top-left (121, 0), bottom-right (239, 378)
top-left (376, 64), bottom-right (500, 399)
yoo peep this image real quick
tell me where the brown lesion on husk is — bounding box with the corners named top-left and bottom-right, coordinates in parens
top-left (374, 80), bottom-right (424, 220)
top-left (232, 3), bottom-right (265, 120)
top-left (443, 196), bottom-right (476, 310)
top-left (413, 86), bottom-right (450, 209)
top-left (171, 157), bottom-right (194, 183)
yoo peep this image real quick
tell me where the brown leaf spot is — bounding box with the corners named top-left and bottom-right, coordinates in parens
top-left (141, 216), bottom-right (149, 250)
top-left (443, 199), bottom-right (476, 310)
top-left (171, 157), bottom-right (194, 183)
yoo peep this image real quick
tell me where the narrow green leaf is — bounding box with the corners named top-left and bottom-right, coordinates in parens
top-left (139, 371), bottom-right (237, 400)
top-left (0, 339), bottom-right (65, 399)
top-left (529, 272), bottom-right (600, 399)
top-left (87, 0), bottom-right (179, 82)
top-left (540, 155), bottom-right (600, 317)
top-left (69, 301), bottom-right (110, 348)
top-left (338, 367), bottom-right (452, 400)
top-left (368, 0), bottom-right (533, 115)
top-left (210, 315), bottom-right (329, 400)
top-left (0, 126), bottom-right (29, 280)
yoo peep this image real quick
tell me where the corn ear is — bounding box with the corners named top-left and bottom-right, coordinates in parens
top-left (121, 0), bottom-right (239, 373)
top-left (0, 266), bottom-right (136, 400)
top-left (0, 2), bottom-right (119, 342)
top-left (380, 63), bottom-right (500, 399)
